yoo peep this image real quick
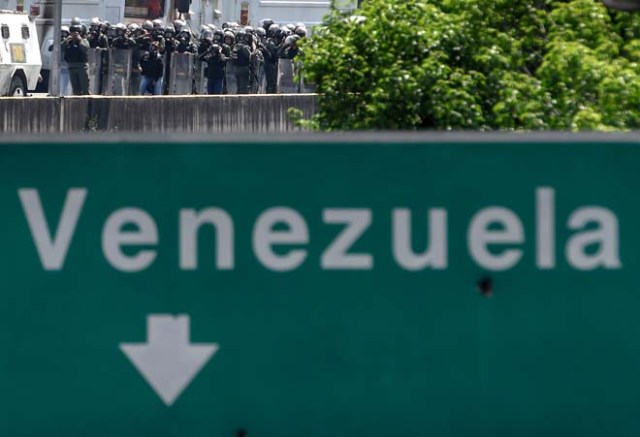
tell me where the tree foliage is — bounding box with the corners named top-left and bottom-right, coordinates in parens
top-left (299, 0), bottom-right (640, 130)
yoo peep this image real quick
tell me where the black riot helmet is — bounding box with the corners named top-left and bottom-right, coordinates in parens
top-left (286, 34), bottom-right (301, 46)
top-left (89, 17), bottom-right (101, 31)
top-left (164, 24), bottom-right (175, 38)
top-left (128, 22), bottom-right (143, 37)
top-left (267, 23), bottom-right (279, 38)
top-left (107, 23), bottom-right (117, 38)
top-left (115, 22), bottom-right (126, 37)
top-left (201, 28), bottom-right (213, 41)
top-left (212, 28), bottom-right (224, 43)
top-left (235, 29), bottom-right (246, 44)
top-left (241, 28), bottom-right (253, 44)
top-left (262, 18), bottom-right (274, 31)
top-left (278, 27), bottom-right (292, 44)
top-left (173, 19), bottom-right (186, 33)
top-left (223, 31), bottom-right (235, 46)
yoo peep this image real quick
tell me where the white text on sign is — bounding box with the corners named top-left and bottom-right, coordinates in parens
top-left (18, 187), bottom-right (621, 272)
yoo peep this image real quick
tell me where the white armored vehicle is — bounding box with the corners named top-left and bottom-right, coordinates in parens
top-left (0, 9), bottom-right (41, 95)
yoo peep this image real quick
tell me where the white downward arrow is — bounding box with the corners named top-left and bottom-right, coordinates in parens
top-left (120, 314), bottom-right (219, 406)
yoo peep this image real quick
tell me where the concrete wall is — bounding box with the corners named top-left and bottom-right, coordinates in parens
top-left (0, 94), bottom-right (317, 133)
top-left (0, 97), bottom-right (61, 134)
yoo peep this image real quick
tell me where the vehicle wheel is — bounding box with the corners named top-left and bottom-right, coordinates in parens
top-left (8, 75), bottom-right (27, 97)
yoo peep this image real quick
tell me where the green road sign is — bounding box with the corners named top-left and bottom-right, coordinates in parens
top-left (0, 137), bottom-right (637, 436)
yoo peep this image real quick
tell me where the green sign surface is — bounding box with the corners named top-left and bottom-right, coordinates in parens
top-left (0, 140), bottom-right (636, 436)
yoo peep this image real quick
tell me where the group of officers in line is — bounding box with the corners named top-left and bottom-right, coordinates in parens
top-left (58, 16), bottom-right (308, 96)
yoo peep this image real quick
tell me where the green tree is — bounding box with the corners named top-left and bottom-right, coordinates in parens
top-left (299, 0), bottom-right (640, 130)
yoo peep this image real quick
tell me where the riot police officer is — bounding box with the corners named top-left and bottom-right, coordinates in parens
top-left (198, 28), bottom-right (214, 55)
top-left (199, 43), bottom-right (227, 94)
top-left (162, 25), bottom-right (177, 94)
top-left (62, 24), bottom-right (90, 95)
top-left (87, 17), bottom-right (108, 49)
top-left (222, 31), bottom-right (235, 54)
top-left (255, 27), bottom-right (268, 92)
top-left (128, 23), bottom-right (144, 95)
top-left (111, 23), bottom-right (136, 49)
top-left (279, 34), bottom-right (301, 60)
top-left (245, 27), bottom-right (263, 93)
top-left (263, 23), bottom-right (280, 93)
top-left (175, 29), bottom-right (196, 53)
top-left (231, 29), bottom-right (252, 94)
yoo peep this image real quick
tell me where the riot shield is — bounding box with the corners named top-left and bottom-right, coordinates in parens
top-left (277, 58), bottom-right (296, 94)
top-left (296, 60), bottom-right (316, 93)
top-left (251, 53), bottom-right (264, 94)
top-left (300, 75), bottom-right (316, 93)
top-left (162, 51), bottom-right (171, 95)
top-left (58, 63), bottom-right (73, 95)
top-left (168, 52), bottom-right (194, 95)
top-left (255, 63), bottom-right (266, 94)
top-left (105, 49), bottom-right (132, 96)
top-left (193, 58), bottom-right (207, 95)
top-left (99, 49), bottom-right (109, 94)
top-left (129, 70), bottom-right (141, 96)
top-left (87, 48), bottom-right (105, 95)
top-left (225, 63), bottom-right (237, 94)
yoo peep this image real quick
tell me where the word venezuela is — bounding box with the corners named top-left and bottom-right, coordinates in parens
top-left (18, 187), bottom-right (621, 273)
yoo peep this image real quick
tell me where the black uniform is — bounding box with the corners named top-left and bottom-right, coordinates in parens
top-left (199, 44), bottom-right (227, 94)
top-left (263, 38), bottom-right (279, 94)
top-left (231, 42), bottom-right (252, 94)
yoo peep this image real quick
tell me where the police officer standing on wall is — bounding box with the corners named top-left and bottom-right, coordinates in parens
top-left (62, 20), bottom-right (91, 95)
top-left (231, 29), bottom-right (252, 94)
top-left (263, 21), bottom-right (279, 94)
